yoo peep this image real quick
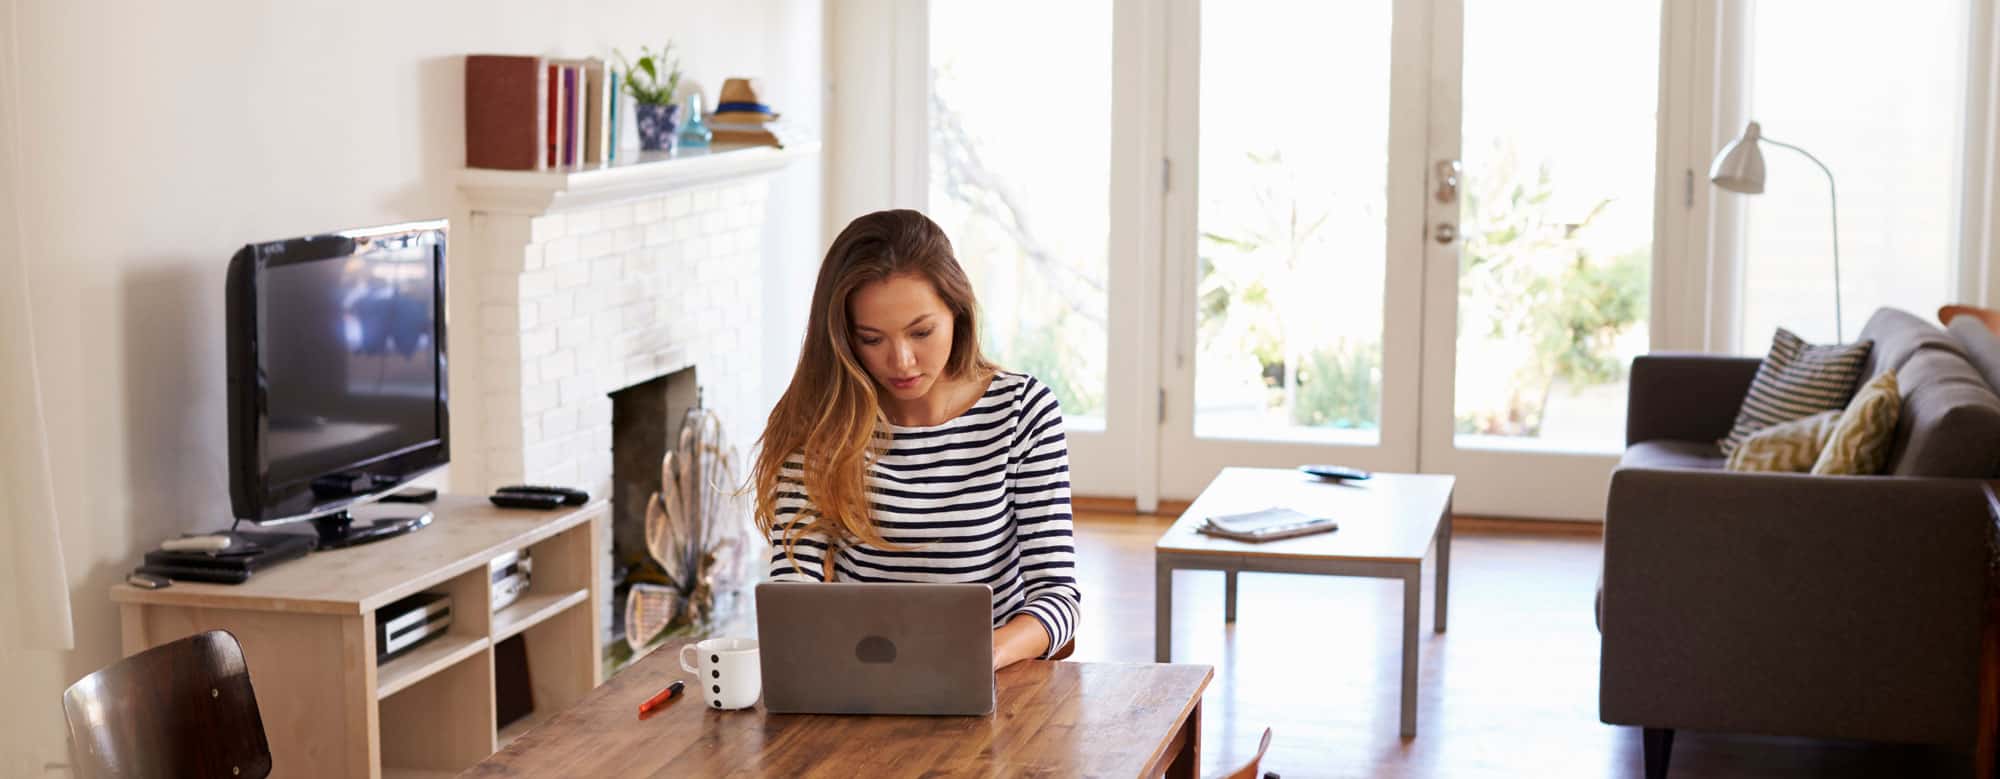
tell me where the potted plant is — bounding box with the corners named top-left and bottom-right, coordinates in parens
top-left (616, 43), bottom-right (683, 151)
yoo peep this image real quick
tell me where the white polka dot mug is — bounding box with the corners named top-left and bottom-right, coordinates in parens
top-left (679, 637), bottom-right (761, 710)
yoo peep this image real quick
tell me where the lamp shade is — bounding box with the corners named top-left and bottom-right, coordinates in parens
top-left (1710, 121), bottom-right (1766, 194)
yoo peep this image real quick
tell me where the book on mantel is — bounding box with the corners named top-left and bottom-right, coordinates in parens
top-left (464, 54), bottom-right (548, 171)
top-left (710, 118), bottom-right (810, 149)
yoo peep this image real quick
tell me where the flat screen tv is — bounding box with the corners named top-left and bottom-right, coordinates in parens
top-left (226, 220), bottom-right (449, 548)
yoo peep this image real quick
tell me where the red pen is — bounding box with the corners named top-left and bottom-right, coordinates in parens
top-left (638, 679), bottom-right (686, 718)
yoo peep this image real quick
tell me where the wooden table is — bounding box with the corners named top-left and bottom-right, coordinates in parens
top-left (464, 636), bottom-right (1213, 777)
top-left (1155, 467), bottom-right (1454, 738)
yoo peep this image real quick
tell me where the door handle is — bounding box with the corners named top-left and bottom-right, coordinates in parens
top-left (1434, 159), bottom-right (1461, 204)
top-left (1434, 222), bottom-right (1457, 245)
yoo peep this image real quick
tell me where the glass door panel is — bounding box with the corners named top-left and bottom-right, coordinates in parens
top-left (929, 1), bottom-right (1113, 427)
top-left (1159, 0), bottom-right (1430, 499)
top-left (1451, 0), bottom-right (1658, 455)
top-left (1192, 0), bottom-right (1393, 446)
top-left (1413, 0), bottom-right (1661, 518)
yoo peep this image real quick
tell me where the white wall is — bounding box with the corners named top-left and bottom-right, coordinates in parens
top-left (0, 1), bottom-right (823, 773)
top-left (824, 0), bottom-right (914, 227)
top-left (760, 3), bottom-right (829, 417)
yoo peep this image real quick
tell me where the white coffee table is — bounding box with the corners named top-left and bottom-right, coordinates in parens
top-left (1154, 467), bottom-right (1455, 737)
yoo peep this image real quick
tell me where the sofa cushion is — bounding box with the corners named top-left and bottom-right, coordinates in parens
top-left (1860, 307), bottom-right (1964, 378)
top-left (1946, 314), bottom-right (2000, 393)
top-left (1726, 410), bottom-right (1839, 472)
top-left (1813, 371), bottom-right (1900, 475)
top-left (1719, 329), bottom-right (1871, 456)
top-left (1621, 440), bottom-right (1726, 471)
top-left (1885, 346), bottom-right (2000, 477)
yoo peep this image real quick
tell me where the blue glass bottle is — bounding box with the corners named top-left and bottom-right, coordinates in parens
top-left (678, 93), bottom-right (712, 149)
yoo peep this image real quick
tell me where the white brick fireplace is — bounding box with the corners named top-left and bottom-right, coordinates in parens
top-left (456, 145), bottom-right (817, 503)
top-left (458, 146), bottom-right (816, 642)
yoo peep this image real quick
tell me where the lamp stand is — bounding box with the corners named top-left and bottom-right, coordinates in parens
top-left (1758, 135), bottom-right (1843, 342)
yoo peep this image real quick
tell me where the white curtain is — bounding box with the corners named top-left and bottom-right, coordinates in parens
top-left (0, 276), bottom-right (71, 651)
top-left (1, 0), bottom-right (72, 651)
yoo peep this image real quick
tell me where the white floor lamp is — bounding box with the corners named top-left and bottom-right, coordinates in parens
top-left (1709, 120), bottom-right (1844, 341)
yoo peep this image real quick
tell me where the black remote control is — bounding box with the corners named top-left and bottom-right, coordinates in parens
top-left (380, 486), bottom-right (438, 504)
top-left (495, 485), bottom-right (590, 506)
top-left (489, 491), bottom-right (565, 510)
top-left (1299, 464), bottom-right (1372, 481)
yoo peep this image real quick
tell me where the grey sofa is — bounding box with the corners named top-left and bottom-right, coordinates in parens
top-left (1600, 308), bottom-right (2000, 778)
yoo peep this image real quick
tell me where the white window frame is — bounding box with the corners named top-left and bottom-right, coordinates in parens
top-left (1658, 0), bottom-right (2000, 356)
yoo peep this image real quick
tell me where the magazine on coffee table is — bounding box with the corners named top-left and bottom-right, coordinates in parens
top-left (1196, 507), bottom-right (1339, 542)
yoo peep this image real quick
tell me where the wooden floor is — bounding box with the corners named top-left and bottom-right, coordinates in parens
top-left (1069, 511), bottom-right (1977, 779)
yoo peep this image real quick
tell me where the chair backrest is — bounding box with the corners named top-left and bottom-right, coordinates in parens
top-left (1217, 727), bottom-right (1273, 779)
top-left (62, 630), bottom-right (272, 779)
top-left (1940, 304), bottom-right (2000, 336)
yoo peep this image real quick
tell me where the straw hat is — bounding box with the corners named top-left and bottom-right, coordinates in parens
top-left (711, 77), bottom-right (779, 123)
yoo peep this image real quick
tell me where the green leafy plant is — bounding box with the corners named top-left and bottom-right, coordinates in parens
top-left (1291, 343), bottom-right (1382, 429)
top-left (615, 43), bottom-right (683, 106)
top-left (1452, 138), bottom-right (1648, 436)
top-left (990, 311), bottom-right (1102, 417)
top-left (1200, 150), bottom-right (1359, 426)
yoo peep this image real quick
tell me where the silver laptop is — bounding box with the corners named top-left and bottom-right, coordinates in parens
top-left (756, 582), bottom-right (995, 716)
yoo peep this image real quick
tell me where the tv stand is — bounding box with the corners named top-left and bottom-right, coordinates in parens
top-left (312, 509), bottom-right (433, 549)
top-left (113, 495), bottom-right (606, 778)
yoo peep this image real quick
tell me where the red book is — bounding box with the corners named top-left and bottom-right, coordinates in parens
top-left (463, 55), bottom-right (546, 170)
top-left (546, 64), bottom-right (562, 167)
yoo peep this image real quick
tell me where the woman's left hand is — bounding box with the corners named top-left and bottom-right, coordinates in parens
top-left (991, 614), bottom-right (1052, 671)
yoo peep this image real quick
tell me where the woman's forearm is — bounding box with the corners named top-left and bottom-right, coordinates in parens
top-left (992, 613), bottom-right (1052, 670)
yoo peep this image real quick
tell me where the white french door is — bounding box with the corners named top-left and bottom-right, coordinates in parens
top-left (1415, 0), bottom-right (1664, 517)
top-left (1158, 0), bottom-right (1663, 518)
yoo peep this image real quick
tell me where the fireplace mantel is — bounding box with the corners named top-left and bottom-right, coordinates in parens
top-left (460, 141), bottom-right (820, 215)
top-left (454, 140), bottom-right (798, 502)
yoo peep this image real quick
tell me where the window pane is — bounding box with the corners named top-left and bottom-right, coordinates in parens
top-left (929, 1), bottom-right (1111, 423)
top-left (1738, 1), bottom-right (1969, 351)
top-left (1194, 1), bottom-right (1392, 444)
top-left (1455, 0), bottom-right (1658, 453)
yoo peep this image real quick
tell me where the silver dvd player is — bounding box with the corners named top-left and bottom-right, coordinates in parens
top-left (376, 591), bottom-right (453, 662)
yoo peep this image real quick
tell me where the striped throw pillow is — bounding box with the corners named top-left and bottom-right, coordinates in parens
top-left (1718, 328), bottom-right (1872, 457)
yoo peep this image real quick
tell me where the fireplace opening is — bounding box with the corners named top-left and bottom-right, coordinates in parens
top-left (606, 366), bottom-right (699, 648)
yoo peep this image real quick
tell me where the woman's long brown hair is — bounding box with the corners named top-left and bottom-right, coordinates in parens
top-left (752, 209), bottom-right (996, 572)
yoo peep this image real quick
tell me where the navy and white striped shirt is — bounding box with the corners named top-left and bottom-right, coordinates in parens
top-left (767, 371), bottom-right (1081, 657)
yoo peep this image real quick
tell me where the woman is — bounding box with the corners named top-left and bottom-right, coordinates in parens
top-left (751, 209), bottom-right (1079, 671)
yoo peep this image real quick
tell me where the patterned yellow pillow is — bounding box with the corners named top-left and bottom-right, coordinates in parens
top-left (1726, 410), bottom-right (1841, 472)
top-left (1812, 371), bottom-right (1900, 475)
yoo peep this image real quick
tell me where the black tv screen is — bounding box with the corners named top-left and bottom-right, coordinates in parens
top-left (227, 220), bottom-right (450, 524)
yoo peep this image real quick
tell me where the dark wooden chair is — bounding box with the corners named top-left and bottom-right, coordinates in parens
top-left (1050, 639), bottom-right (1075, 661)
top-left (62, 629), bottom-right (273, 779)
top-left (1217, 727), bottom-right (1275, 779)
top-left (1940, 303), bottom-right (2000, 334)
